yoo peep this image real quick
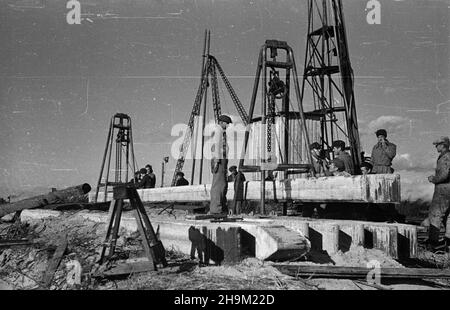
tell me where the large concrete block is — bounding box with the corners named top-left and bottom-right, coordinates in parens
top-left (89, 174), bottom-right (401, 204)
top-left (254, 226), bottom-right (310, 261)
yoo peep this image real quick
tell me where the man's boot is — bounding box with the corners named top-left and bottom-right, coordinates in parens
top-left (444, 237), bottom-right (450, 253)
top-left (425, 225), bottom-right (444, 252)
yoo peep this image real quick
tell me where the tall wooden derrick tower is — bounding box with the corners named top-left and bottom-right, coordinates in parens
top-left (301, 0), bottom-right (362, 169)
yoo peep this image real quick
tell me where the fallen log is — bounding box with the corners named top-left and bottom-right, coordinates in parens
top-left (0, 183), bottom-right (91, 218)
top-left (274, 264), bottom-right (450, 280)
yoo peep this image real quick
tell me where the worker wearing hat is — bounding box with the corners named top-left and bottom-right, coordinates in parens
top-left (425, 136), bottom-right (450, 252)
top-left (310, 142), bottom-right (329, 176)
top-left (227, 165), bottom-right (247, 215)
top-left (327, 158), bottom-right (351, 177)
top-left (370, 129), bottom-right (397, 174)
top-left (332, 140), bottom-right (355, 175)
top-left (210, 115), bottom-right (232, 215)
top-left (360, 161), bottom-right (373, 175)
top-left (175, 171), bottom-right (189, 187)
top-left (137, 167), bottom-right (155, 189)
top-left (227, 165), bottom-right (238, 182)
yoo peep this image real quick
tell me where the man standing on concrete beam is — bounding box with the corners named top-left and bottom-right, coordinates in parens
top-left (332, 140), bottom-right (355, 175)
top-left (209, 115), bottom-right (232, 215)
top-left (426, 136), bottom-right (450, 252)
top-left (371, 129), bottom-right (397, 174)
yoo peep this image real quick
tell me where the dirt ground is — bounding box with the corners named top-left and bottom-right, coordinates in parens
top-left (0, 210), bottom-right (449, 290)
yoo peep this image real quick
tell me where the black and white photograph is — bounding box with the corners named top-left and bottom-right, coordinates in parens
top-left (0, 0), bottom-right (449, 295)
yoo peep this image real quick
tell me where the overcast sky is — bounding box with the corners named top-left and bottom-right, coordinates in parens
top-left (0, 0), bottom-right (448, 200)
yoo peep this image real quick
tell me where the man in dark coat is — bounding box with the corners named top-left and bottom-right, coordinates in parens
top-left (360, 162), bottom-right (373, 175)
top-left (426, 136), bottom-right (450, 252)
top-left (371, 129), bottom-right (397, 174)
top-left (332, 140), bottom-right (355, 175)
top-left (145, 164), bottom-right (156, 188)
top-left (327, 158), bottom-right (351, 177)
top-left (138, 167), bottom-right (155, 189)
top-left (227, 166), bottom-right (238, 182)
top-left (229, 166), bottom-right (246, 215)
top-left (310, 142), bottom-right (329, 176)
top-left (129, 171), bottom-right (141, 184)
top-left (175, 171), bottom-right (189, 186)
top-left (210, 115), bottom-right (232, 215)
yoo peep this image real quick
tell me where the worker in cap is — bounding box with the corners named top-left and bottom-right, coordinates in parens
top-left (175, 171), bottom-right (189, 187)
top-left (425, 136), bottom-right (450, 252)
top-left (332, 140), bottom-right (355, 175)
top-left (137, 168), bottom-right (154, 189)
top-left (129, 170), bottom-right (142, 184)
top-left (310, 142), bottom-right (329, 176)
top-left (218, 114), bottom-right (232, 125)
top-left (375, 129), bottom-right (387, 138)
top-left (227, 165), bottom-right (247, 215)
top-left (432, 136), bottom-right (450, 147)
top-left (310, 142), bottom-right (321, 150)
top-left (360, 161), bottom-right (373, 175)
top-left (143, 164), bottom-right (156, 188)
top-left (371, 129), bottom-right (396, 174)
top-left (209, 115), bottom-right (232, 215)
top-left (327, 158), bottom-right (351, 177)
top-left (227, 165), bottom-right (238, 182)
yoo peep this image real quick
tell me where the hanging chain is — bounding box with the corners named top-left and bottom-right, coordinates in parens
top-left (212, 56), bottom-right (250, 125)
top-left (267, 94), bottom-right (276, 155)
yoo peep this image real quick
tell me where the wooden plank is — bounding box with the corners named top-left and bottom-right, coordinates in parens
top-left (353, 280), bottom-right (392, 290)
top-left (41, 235), bottom-right (68, 288)
top-left (0, 239), bottom-right (32, 248)
top-left (274, 264), bottom-right (450, 280)
top-left (101, 261), bottom-right (156, 277)
top-left (210, 217), bottom-right (243, 223)
top-left (186, 214), bottom-right (228, 220)
top-left (89, 175), bottom-right (401, 204)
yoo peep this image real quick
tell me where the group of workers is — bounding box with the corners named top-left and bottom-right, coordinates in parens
top-left (310, 128), bottom-right (397, 177)
top-left (207, 114), bottom-right (401, 216)
top-left (130, 164), bottom-right (157, 189)
top-left (131, 164), bottom-right (191, 188)
top-left (208, 114), bottom-right (450, 252)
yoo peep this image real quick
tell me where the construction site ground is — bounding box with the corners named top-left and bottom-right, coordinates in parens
top-left (0, 206), bottom-right (449, 291)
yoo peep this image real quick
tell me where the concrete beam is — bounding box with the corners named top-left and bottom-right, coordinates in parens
top-left (258, 217), bottom-right (417, 259)
top-left (20, 209), bottom-right (310, 263)
top-left (90, 174), bottom-right (401, 204)
top-left (20, 208), bottom-right (417, 260)
top-left (255, 226), bottom-right (311, 261)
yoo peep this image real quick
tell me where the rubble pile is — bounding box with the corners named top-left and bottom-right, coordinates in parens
top-left (0, 215), bottom-right (110, 290)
